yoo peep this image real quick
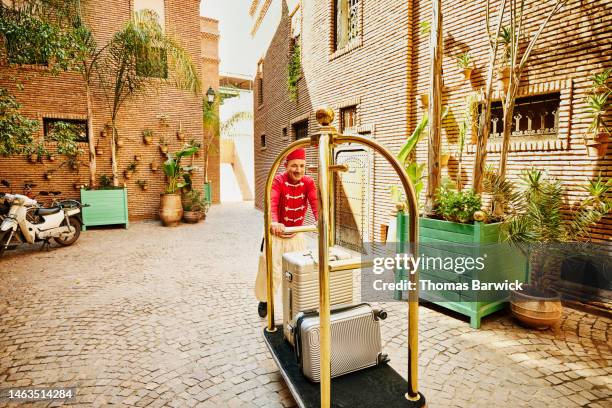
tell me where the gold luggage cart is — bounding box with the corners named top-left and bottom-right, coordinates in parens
top-left (262, 108), bottom-right (426, 408)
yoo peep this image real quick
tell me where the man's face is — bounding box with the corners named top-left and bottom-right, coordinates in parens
top-left (285, 159), bottom-right (306, 183)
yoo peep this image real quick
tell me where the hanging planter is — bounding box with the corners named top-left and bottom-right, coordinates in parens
top-left (47, 154), bottom-right (56, 162)
top-left (29, 153), bottom-right (39, 163)
top-left (96, 147), bottom-right (104, 155)
top-left (150, 162), bottom-right (159, 172)
top-left (456, 52), bottom-right (473, 81)
top-left (176, 122), bottom-right (185, 141)
top-left (134, 154), bottom-right (142, 162)
top-left (142, 129), bottom-right (153, 145)
top-left (418, 93), bottom-right (429, 109)
top-left (136, 180), bottom-right (148, 191)
top-left (462, 68), bottom-right (473, 81)
top-left (496, 66), bottom-right (511, 92)
top-left (440, 152), bottom-right (451, 167)
top-left (585, 132), bottom-right (609, 158)
top-left (44, 171), bottom-right (53, 181)
top-left (116, 138), bottom-right (124, 148)
top-left (123, 170), bottom-right (132, 180)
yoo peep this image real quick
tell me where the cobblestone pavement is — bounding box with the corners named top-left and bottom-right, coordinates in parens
top-left (0, 203), bottom-right (610, 408)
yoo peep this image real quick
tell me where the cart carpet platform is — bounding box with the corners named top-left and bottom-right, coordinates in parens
top-left (263, 326), bottom-right (426, 408)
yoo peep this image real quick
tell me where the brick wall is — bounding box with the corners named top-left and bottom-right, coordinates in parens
top-left (253, 0), bottom-right (611, 242)
top-left (0, 1), bottom-right (221, 219)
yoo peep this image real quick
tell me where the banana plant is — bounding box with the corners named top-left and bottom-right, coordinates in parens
top-left (163, 146), bottom-right (199, 194)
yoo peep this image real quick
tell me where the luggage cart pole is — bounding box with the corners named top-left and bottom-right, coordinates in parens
top-left (264, 139), bottom-right (312, 332)
top-left (334, 131), bottom-right (421, 403)
top-left (316, 130), bottom-right (333, 408)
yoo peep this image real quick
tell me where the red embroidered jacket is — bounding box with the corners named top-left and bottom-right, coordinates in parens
top-left (271, 172), bottom-right (318, 227)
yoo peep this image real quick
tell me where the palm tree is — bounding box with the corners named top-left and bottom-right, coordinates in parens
top-left (100, 9), bottom-right (201, 186)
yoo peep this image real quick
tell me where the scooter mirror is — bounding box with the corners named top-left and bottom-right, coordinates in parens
top-left (1, 180), bottom-right (9, 187)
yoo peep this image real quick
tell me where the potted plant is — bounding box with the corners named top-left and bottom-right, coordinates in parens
top-left (457, 52), bottom-right (473, 80)
top-left (493, 170), bottom-right (611, 329)
top-left (124, 161), bottom-right (137, 180)
top-left (590, 68), bottom-right (611, 93)
top-left (159, 137), bottom-right (169, 155)
top-left (134, 154), bottom-right (141, 162)
top-left (160, 145), bottom-right (199, 227)
top-left (136, 179), bottom-right (148, 191)
top-left (440, 148), bottom-right (451, 167)
top-left (418, 92), bottom-right (429, 109)
top-left (150, 162), bottom-right (159, 172)
top-left (496, 27), bottom-right (512, 92)
top-left (182, 189), bottom-right (208, 223)
top-left (176, 122), bottom-right (185, 141)
top-left (44, 170), bottom-right (54, 180)
top-left (96, 146), bottom-right (103, 155)
top-left (584, 90), bottom-right (609, 158)
top-left (142, 129), bottom-right (154, 145)
top-left (80, 174), bottom-right (129, 230)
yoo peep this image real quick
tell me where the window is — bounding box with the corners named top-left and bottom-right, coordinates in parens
top-left (486, 93), bottom-right (561, 140)
top-left (43, 118), bottom-right (88, 143)
top-left (260, 134), bottom-right (266, 149)
top-left (282, 127), bottom-right (288, 140)
top-left (335, 0), bottom-right (360, 50)
top-left (293, 120), bottom-right (308, 140)
top-left (340, 106), bottom-right (357, 133)
top-left (257, 60), bottom-right (264, 106)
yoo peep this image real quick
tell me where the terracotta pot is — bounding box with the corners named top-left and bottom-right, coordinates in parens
top-left (497, 67), bottom-right (511, 92)
top-left (143, 135), bottom-right (153, 145)
top-left (123, 171), bottom-right (131, 180)
top-left (160, 146), bottom-right (169, 154)
top-left (585, 133), bottom-right (609, 158)
top-left (134, 155), bottom-right (141, 162)
top-left (45, 173), bottom-right (52, 180)
top-left (116, 139), bottom-right (124, 148)
top-left (440, 153), bottom-right (451, 167)
top-left (160, 193), bottom-right (183, 227)
top-left (29, 154), bottom-right (38, 163)
top-left (183, 210), bottom-right (202, 224)
top-left (510, 285), bottom-right (562, 330)
top-left (462, 68), bottom-right (473, 81)
top-left (176, 131), bottom-right (185, 141)
top-left (48, 155), bottom-right (56, 162)
top-left (150, 163), bottom-right (159, 172)
top-left (96, 148), bottom-right (103, 155)
top-left (418, 93), bottom-right (429, 109)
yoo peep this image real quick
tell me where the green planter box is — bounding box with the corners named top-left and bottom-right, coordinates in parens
top-left (80, 188), bottom-right (129, 230)
top-left (397, 215), bottom-right (527, 328)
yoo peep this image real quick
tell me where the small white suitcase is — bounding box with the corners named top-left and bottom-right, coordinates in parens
top-left (282, 246), bottom-right (358, 345)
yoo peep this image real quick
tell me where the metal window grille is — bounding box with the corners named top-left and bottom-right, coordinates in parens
top-left (486, 92), bottom-right (561, 139)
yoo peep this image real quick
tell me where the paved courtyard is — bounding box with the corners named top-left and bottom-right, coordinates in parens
top-left (0, 202), bottom-right (610, 407)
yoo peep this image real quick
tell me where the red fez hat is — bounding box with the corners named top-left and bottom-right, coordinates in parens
top-left (286, 148), bottom-right (306, 162)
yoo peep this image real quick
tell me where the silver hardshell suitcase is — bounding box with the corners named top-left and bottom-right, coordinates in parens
top-left (294, 303), bottom-right (389, 382)
top-left (282, 247), bottom-right (357, 345)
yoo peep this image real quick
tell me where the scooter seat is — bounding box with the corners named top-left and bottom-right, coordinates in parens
top-left (36, 207), bottom-right (62, 216)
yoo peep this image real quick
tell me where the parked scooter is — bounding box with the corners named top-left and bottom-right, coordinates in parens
top-left (0, 189), bottom-right (84, 256)
top-left (0, 180), bottom-right (10, 217)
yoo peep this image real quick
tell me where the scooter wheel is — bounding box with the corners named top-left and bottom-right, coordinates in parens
top-left (54, 217), bottom-right (82, 246)
top-left (0, 231), bottom-right (9, 257)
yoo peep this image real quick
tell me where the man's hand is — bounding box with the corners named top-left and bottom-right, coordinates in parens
top-left (271, 222), bottom-right (295, 238)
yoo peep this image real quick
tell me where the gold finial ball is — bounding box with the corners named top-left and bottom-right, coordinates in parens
top-left (315, 107), bottom-right (335, 126)
top-left (473, 210), bottom-right (487, 222)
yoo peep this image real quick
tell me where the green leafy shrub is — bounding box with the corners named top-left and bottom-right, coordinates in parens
top-left (434, 187), bottom-right (482, 224)
top-left (287, 41), bottom-right (301, 101)
top-left (0, 88), bottom-right (39, 156)
top-left (47, 121), bottom-right (83, 157)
